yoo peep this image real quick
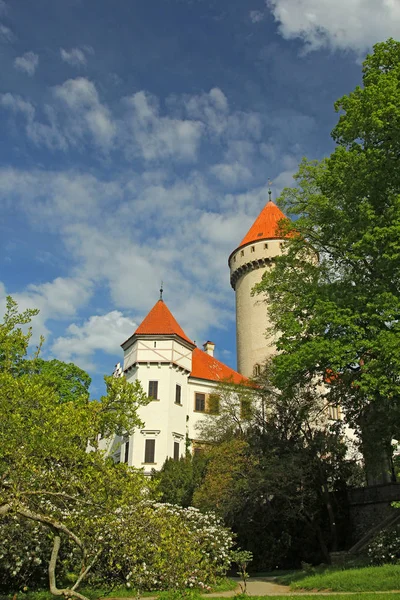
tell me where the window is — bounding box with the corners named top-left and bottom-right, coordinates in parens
top-left (124, 439), bottom-right (130, 464)
top-left (175, 384), bottom-right (182, 405)
top-left (233, 256), bottom-right (236, 262)
top-left (240, 398), bottom-right (252, 420)
top-left (251, 246), bottom-right (255, 253)
top-left (253, 363), bottom-right (261, 376)
top-left (328, 404), bottom-right (341, 420)
top-left (174, 441), bottom-right (180, 461)
top-left (264, 243), bottom-right (268, 249)
top-left (240, 250), bottom-right (244, 256)
top-left (148, 380), bottom-right (158, 400)
top-left (144, 439), bottom-right (155, 463)
top-left (208, 393), bottom-right (220, 415)
top-left (195, 392), bottom-right (206, 412)
top-left (154, 341), bottom-right (157, 348)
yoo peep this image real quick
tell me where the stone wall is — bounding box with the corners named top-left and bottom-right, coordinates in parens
top-left (347, 483), bottom-right (400, 547)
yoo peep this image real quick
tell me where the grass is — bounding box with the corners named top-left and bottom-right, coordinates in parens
top-left (0, 577), bottom-right (237, 600)
top-left (213, 596), bottom-right (400, 600)
top-left (273, 564), bottom-right (400, 592)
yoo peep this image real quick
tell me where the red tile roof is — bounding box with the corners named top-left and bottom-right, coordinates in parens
top-left (239, 200), bottom-right (291, 247)
top-left (132, 300), bottom-right (246, 384)
top-left (134, 300), bottom-right (194, 345)
top-left (191, 347), bottom-right (246, 384)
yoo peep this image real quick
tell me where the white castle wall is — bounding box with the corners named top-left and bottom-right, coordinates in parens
top-left (229, 238), bottom-right (285, 378)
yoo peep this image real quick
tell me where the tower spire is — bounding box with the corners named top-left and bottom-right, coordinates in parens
top-left (268, 178), bottom-right (272, 202)
top-left (159, 281), bottom-right (163, 301)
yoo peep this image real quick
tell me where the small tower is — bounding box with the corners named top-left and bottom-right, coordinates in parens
top-left (228, 193), bottom-right (291, 378)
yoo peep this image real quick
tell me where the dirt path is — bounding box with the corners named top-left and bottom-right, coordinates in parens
top-left (206, 577), bottom-right (292, 596)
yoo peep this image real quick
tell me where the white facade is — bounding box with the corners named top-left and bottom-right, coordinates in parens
top-left (100, 321), bottom-right (241, 474)
top-left (229, 238), bottom-right (286, 378)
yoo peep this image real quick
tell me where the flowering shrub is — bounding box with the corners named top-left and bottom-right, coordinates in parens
top-left (367, 524), bottom-right (400, 565)
top-left (0, 498), bottom-right (234, 593)
top-left (92, 502), bottom-right (234, 591)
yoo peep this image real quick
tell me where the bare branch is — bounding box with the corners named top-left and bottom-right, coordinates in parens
top-left (49, 536), bottom-right (91, 600)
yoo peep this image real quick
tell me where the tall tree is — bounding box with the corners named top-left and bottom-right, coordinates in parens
top-left (254, 39), bottom-right (400, 484)
top-left (0, 297), bottom-right (150, 598)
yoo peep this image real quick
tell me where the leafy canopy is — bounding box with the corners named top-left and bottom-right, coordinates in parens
top-left (254, 39), bottom-right (400, 451)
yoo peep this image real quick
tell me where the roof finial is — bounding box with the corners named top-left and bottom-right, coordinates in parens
top-left (159, 281), bottom-right (163, 301)
top-left (268, 178), bottom-right (272, 202)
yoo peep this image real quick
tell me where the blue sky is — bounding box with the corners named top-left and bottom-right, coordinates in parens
top-left (1, 0), bottom-right (399, 394)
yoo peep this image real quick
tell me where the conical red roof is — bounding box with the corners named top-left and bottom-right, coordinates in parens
top-left (239, 200), bottom-right (290, 247)
top-left (134, 300), bottom-right (193, 345)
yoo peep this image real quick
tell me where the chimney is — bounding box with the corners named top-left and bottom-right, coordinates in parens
top-left (203, 341), bottom-right (215, 357)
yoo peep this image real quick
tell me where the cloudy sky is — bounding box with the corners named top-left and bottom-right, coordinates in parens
top-left (1, 0), bottom-right (399, 392)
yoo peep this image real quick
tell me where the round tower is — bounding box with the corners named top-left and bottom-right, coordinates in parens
top-left (228, 195), bottom-right (291, 378)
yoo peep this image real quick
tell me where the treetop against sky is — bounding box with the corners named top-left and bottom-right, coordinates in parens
top-left (1, 0), bottom-right (399, 392)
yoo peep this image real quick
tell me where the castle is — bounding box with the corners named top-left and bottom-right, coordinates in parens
top-left (106, 197), bottom-right (290, 473)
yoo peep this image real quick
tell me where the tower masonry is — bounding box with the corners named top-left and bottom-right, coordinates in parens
top-left (229, 198), bottom-right (291, 378)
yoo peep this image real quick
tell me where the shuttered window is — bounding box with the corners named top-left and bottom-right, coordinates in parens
top-left (195, 393), bottom-right (206, 412)
top-left (174, 441), bottom-right (180, 461)
top-left (175, 384), bottom-right (182, 405)
top-left (144, 439), bottom-right (155, 463)
top-left (148, 381), bottom-right (158, 400)
top-left (124, 439), bottom-right (129, 463)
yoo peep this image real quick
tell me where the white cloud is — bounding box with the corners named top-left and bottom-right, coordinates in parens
top-left (0, 23), bottom-right (13, 42)
top-left (250, 10), bottom-right (265, 23)
top-left (0, 277), bottom-right (93, 344)
top-left (60, 46), bottom-right (93, 67)
top-left (14, 51), bottom-right (39, 76)
top-left (211, 162), bottom-right (253, 187)
top-left (267, 0), bottom-right (400, 54)
top-left (53, 77), bottom-right (116, 150)
top-left (52, 311), bottom-right (136, 369)
top-left (0, 80), bottom-right (313, 358)
top-left (123, 91), bottom-right (204, 162)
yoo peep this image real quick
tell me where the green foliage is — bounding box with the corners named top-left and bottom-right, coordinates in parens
top-left (195, 380), bottom-right (257, 444)
top-left (91, 503), bottom-right (233, 592)
top-left (0, 296), bottom-right (39, 373)
top-left (27, 358), bottom-right (91, 403)
top-left (192, 372), bottom-right (358, 569)
top-left (366, 523), bottom-right (400, 565)
top-left (253, 39), bottom-right (400, 482)
top-left (0, 299), bottom-right (150, 597)
top-left (0, 299), bottom-right (236, 598)
top-left (231, 549), bottom-right (253, 594)
top-left (152, 453), bottom-right (208, 507)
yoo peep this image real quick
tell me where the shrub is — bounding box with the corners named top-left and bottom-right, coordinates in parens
top-left (367, 524), bottom-right (400, 565)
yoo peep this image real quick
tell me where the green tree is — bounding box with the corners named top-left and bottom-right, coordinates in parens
top-left (195, 379), bottom-right (257, 444)
top-left (152, 452), bottom-right (208, 507)
top-left (0, 297), bottom-right (150, 598)
top-left (254, 39), bottom-right (400, 484)
top-left (193, 374), bottom-right (359, 567)
top-left (27, 358), bottom-right (91, 403)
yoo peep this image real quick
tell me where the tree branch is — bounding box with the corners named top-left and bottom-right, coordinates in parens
top-left (49, 535), bottom-right (91, 600)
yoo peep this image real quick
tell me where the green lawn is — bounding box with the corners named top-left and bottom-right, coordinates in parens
top-left (278, 564), bottom-right (400, 592)
top-left (0, 577), bottom-right (237, 600)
